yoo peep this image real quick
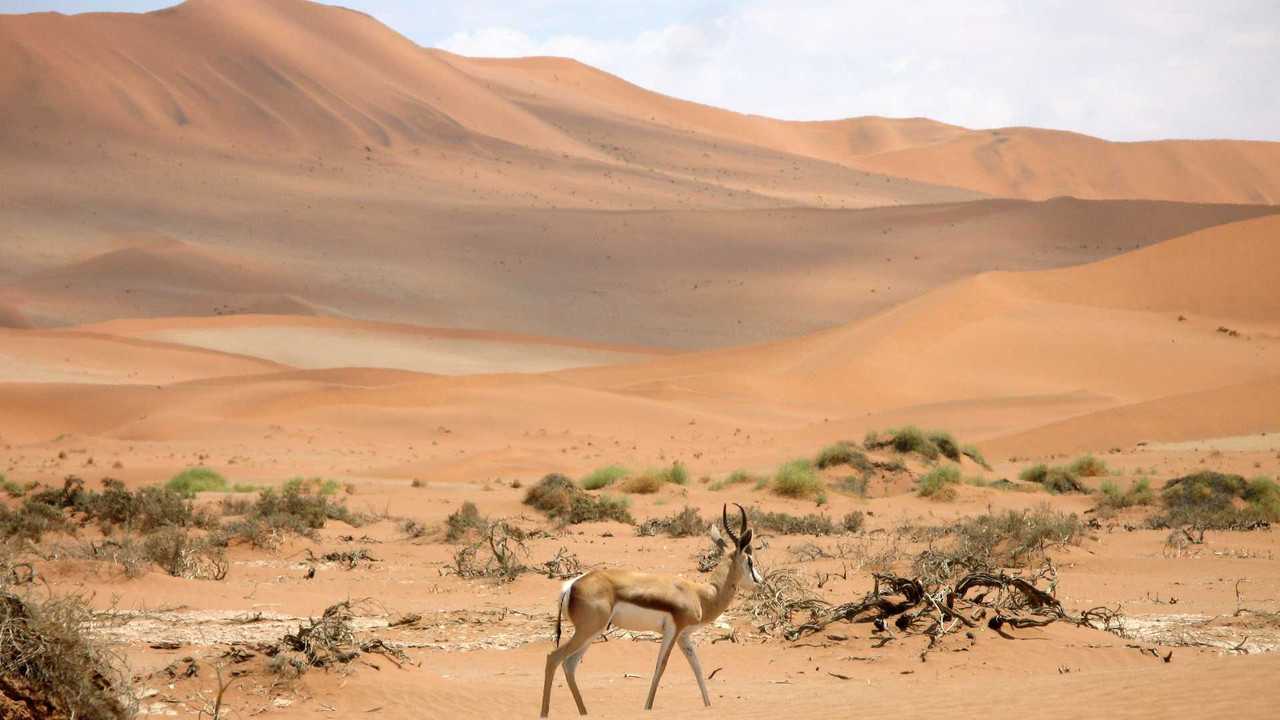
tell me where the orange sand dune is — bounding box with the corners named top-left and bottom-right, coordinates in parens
top-left (2, 0), bottom-right (1277, 207)
top-left (4, 194), bottom-right (1273, 346)
top-left (3, 215), bottom-right (1276, 459)
top-left (444, 52), bottom-right (1280, 204)
top-left (852, 127), bottom-right (1280, 204)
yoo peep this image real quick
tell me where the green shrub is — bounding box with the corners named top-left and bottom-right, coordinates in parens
top-left (1042, 467), bottom-right (1087, 494)
top-left (772, 460), bottom-right (824, 499)
top-left (663, 461), bottom-right (689, 486)
top-left (918, 465), bottom-right (961, 500)
top-left (165, 467), bottom-right (227, 498)
top-left (580, 465), bottom-right (629, 490)
top-left (1, 474), bottom-right (27, 498)
top-left (815, 442), bottom-right (868, 470)
top-left (0, 499), bottom-right (68, 541)
top-left (283, 477), bottom-right (341, 496)
top-left (927, 431), bottom-right (961, 461)
top-left (1245, 477), bottom-right (1280, 521)
top-left (524, 474), bottom-right (633, 525)
top-left (1098, 478), bottom-right (1155, 510)
top-left (1158, 471), bottom-right (1277, 528)
top-left (1019, 464), bottom-right (1049, 484)
top-left (80, 479), bottom-right (195, 533)
top-left (232, 483), bottom-right (260, 493)
top-left (445, 501), bottom-right (487, 542)
top-left (747, 508), bottom-right (837, 535)
top-left (881, 426), bottom-right (938, 459)
top-left (961, 444), bottom-right (991, 470)
top-left (1067, 455), bottom-right (1108, 478)
top-left (709, 469), bottom-right (759, 491)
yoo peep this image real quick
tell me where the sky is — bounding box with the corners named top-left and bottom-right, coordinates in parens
top-left (4, 0), bottom-right (1278, 141)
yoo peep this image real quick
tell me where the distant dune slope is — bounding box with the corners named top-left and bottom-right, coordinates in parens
top-left (3, 215), bottom-right (1274, 454)
top-left (440, 52), bottom-right (1280, 204)
top-left (3, 199), bottom-right (1274, 347)
top-left (0, 0), bottom-right (1277, 205)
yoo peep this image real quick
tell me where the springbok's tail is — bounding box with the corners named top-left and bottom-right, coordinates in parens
top-left (554, 574), bottom-right (583, 647)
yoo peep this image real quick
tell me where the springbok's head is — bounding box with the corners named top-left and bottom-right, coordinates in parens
top-left (716, 503), bottom-right (762, 586)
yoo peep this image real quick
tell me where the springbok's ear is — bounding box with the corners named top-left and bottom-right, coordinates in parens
top-left (739, 528), bottom-right (753, 551)
top-left (708, 524), bottom-right (725, 547)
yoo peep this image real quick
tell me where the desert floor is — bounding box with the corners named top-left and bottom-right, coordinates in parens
top-left (2, 2), bottom-right (1279, 719)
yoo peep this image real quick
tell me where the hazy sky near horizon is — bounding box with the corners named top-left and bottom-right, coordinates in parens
top-left (4, 0), bottom-right (1278, 141)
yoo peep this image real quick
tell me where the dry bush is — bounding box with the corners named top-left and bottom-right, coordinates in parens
top-left (444, 522), bottom-right (530, 583)
top-left (445, 501), bottom-right (488, 542)
top-left (0, 570), bottom-right (134, 720)
top-left (266, 599), bottom-right (407, 675)
top-left (142, 528), bottom-right (228, 580)
top-left (747, 507), bottom-right (838, 536)
top-left (741, 567), bottom-right (828, 635)
top-left (635, 506), bottom-right (708, 538)
top-left (617, 473), bottom-right (664, 494)
top-left (947, 507), bottom-right (1086, 569)
top-left (841, 511), bottom-right (865, 533)
top-left (961, 444), bottom-right (992, 470)
top-left (218, 482), bottom-right (363, 548)
top-left (541, 547), bottom-right (584, 579)
top-left (523, 474), bottom-right (633, 525)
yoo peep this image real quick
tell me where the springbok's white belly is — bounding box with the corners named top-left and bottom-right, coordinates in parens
top-left (609, 602), bottom-right (670, 633)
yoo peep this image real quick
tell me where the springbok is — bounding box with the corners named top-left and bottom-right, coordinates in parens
top-left (540, 504), bottom-right (762, 717)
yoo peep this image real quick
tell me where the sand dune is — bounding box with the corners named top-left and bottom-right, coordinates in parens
top-left (2, 0), bottom-right (1278, 208)
top-left (80, 314), bottom-right (665, 375)
top-left (4, 195), bottom-right (1273, 346)
top-left (3, 215), bottom-right (1275, 458)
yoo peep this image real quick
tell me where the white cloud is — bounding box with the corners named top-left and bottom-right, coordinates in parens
top-left (438, 0), bottom-right (1280, 141)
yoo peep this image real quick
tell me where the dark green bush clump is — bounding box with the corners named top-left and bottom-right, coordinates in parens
top-left (927, 431), bottom-right (960, 461)
top-left (524, 474), bottom-right (633, 525)
top-left (1156, 472), bottom-right (1278, 529)
top-left (815, 442), bottom-right (870, 470)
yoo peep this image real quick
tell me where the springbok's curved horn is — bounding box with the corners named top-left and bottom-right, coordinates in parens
top-left (722, 504), bottom-right (740, 545)
top-left (734, 503), bottom-right (748, 540)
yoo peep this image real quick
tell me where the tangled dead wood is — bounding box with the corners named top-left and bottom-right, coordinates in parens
top-left (783, 563), bottom-right (1117, 653)
top-left (262, 599), bottom-right (409, 674)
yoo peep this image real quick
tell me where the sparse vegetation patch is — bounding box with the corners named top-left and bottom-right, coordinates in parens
top-left (523, 474), bottom-right (633, 525)
top-left (165, 467), bottom-right (227, 498)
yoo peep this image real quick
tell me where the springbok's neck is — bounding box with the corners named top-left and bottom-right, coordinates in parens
top-left (700, 557), bottom-right (743, 622)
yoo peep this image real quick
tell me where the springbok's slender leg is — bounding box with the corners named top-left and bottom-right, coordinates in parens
top-left (562, 644), bottom-right (592, 715)
top-left (644, 623), bottom-right (679, 710)
top-left (678, 632), bottom-right (712, 707)
top-left (541, 629), bottom-right (597, 718)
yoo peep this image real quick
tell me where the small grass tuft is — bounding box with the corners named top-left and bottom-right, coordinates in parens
top-left (1067, 454), bottom-right (1108, 478)
top-left (580, 465), bottom-right (629, 490)
top-left (747, 507), bottom-right (838, 535)
top-left (165, 467), bottom-right (227, 498)
top-left (772, 459), bottom-right (824, 500)
top-left (917, 465), bottom-right (961, 501)
top-left (445, 501), bottom-right (487, 542)
top-left (708, 469), bottom-right (759, 492)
